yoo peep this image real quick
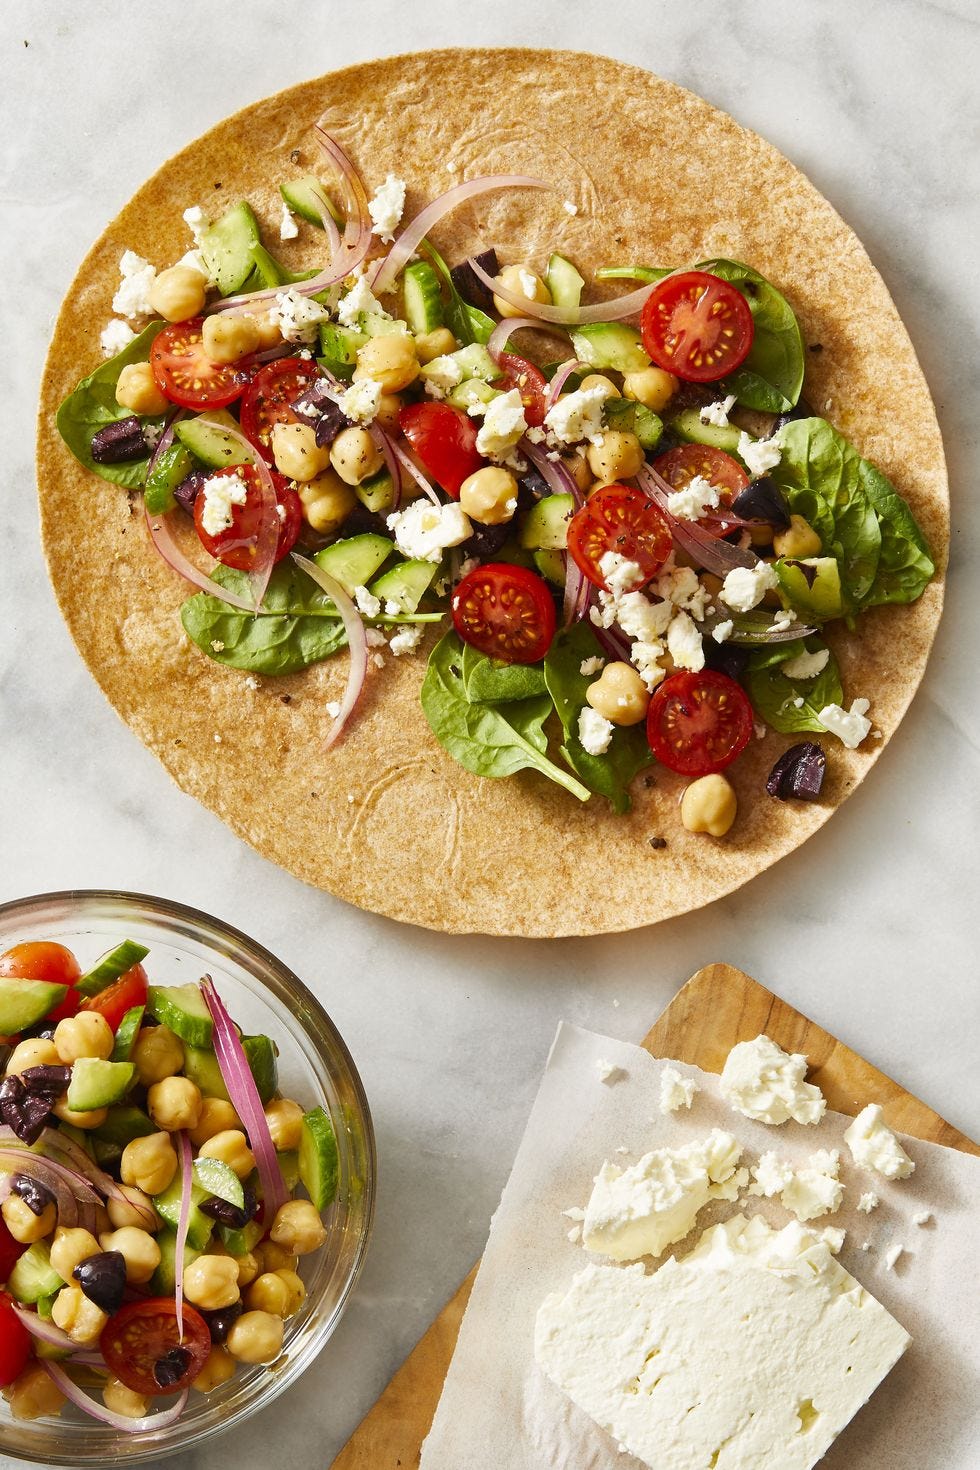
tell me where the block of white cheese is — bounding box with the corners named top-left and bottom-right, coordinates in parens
top-left (582, 1129), bottom-right (745, 1262)
top-left (844, 1104), bottom-right (915, 1180)
top-left (535, 1214), bottom-right (910, 1470)
top-left (720, 1033), bottom-right (826, 1125)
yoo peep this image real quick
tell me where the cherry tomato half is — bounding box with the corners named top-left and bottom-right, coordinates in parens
top-left (452, 563), bottom-right (556, 664)
top-left (100, 1299), bottom-right (211, 1396)
top-left (0, 1224), bottom-right (27, 1291)
top-left (653, 444), bottom-right (750, 534)
top-left (399, 402), bottom-right (484, 498)
top-left (193, 465), bottom-right (302, 571)
top-left (0, 942), bottom-right (82, 1025)
top-left (496, 352), bottom-right (548, 428)
top-left (646, 670), bottom-right (754, 776)
top-left (641, 271), bottom-right (754, 383)
top-left (566, 484), bottom-right (673, 592)
top-left (80, 964), bottom-right (148, 1033)
top-left (239, 357), bottom-right (322, 461)
top-left (150, 319), bottom-right (249, 410)
top-left (0, 1295), bottom-right (31, 1388)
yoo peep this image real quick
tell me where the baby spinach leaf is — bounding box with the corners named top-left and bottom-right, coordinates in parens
top-left (55, 322), bottom-right (167, 488)
top-left (745, 640), bottom-right (843, 734)
top-left (423, 243), bottom-right (494, 346)
top-left (544, 625), bottom-right (652, 813)
top-left (181, 562), bottom-right (348, 674)
top-left (460, 644), bottom-right (548, 704)
top-left (420, 633), bottom-right (591, 800)
top-left (848, 451), bottom-right (935, 608)
top-left (699, 259), bottom-right (805, 412)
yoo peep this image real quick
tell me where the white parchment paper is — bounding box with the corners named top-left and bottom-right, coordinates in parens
top-left (420, 1025), bottom-right (980, 1469)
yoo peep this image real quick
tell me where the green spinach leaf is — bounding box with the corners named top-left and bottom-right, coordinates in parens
top-left (55, 322), bottom-right (167, 488)
top-left (699, 259), bottom-right (805, 412)
top-left (745, 639), bottom-right (843, 734)
top-left (422, 243), bottom-right (494, 346)
top-left (181, 562), bottom-right (349, 675)
top-left (460, 645), bottom-right (548, 703)
top-left (420, 633), bottom-right (591, 800)
top-left (846, 449), bottom-right (935, 608)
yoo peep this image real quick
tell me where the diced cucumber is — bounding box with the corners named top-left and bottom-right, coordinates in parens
top-left (318, 323), bottom-right (367, 381)
top-left (154, 1174), bottom-right (215, 1252)
top-left (8, 1242), bottom-right (64, 1304)
top-left (670, 407), bottom-right (742, 455)
top-left (175, 412), bottom-right (251, 471)
top-left (111, 1006), bottom-right (144, 1063)
top-left (280, 175), bottom-right (341, 228)
top-left (774, 557), bottom-right (843, 621)
top-left (298, 1106), bottom-right (339, 1212)
top-left (151, 1229), bottom-right (201, 1295)
top-left (200, 201), bottom-right (261, 297)
top-left (67, 1058), bottom-right (135, 1112)
top-left (355, 470), bottom-right (397, 516)
top-left (193, 1156), bottom-right (244, 1209)
top-left (57, 1123), bottom-right (96, 1158)
top-left (452, 343), bottom-right (500, 382)
top-left (76, 940), bottom-right (149, 999)
top-left (147, 984), bottom-right (213, 1049)
top-left (219, 1219), bottom-right (263, 1257)
top-left (0, 978), bottom-right (67, 1035)
top-left (277, 1149), bottom-right (301, 1192)
top-left (35, 1294), bottom-right (56, 1321)
top-left (446, 378), bottom-right (499, 411)
top-left (144, 443), bottom-right (195, 516)
top-left (520, 493), bottom-right (575, 550)
top-left (180, 1045), bottom-right (225, 1099)
top-left (368, 558), bottom-right (439, 613)
top-left (314, 535), bottom-right (394, 597)
top-left (182, 1035), bottom-right (277, 1105)
top-left (534, 549), bottom-right (566, 586)
top-left (603, 397), bottom-right (663, 451)
top-left (360, 315), bottom-right (409, 339)
top-left (242, 1035), bottom-right (278, 1105)
top-left (92, 1105), bottom-right (155, 1149)
top-left (571, 323), bottom-right (650, 374)
top-left (403, 260), bottom-right (445, 335)
top-left (546, 253), bottom-right (584, 311)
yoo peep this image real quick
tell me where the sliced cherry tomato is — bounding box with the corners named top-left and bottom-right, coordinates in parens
top-left (0, 1224), bottom-right (27, 1290)
top-left (641, 271), bottom-right (754, 383)
top-left (646, 670), bottom-right (753, 776)
top-left (239, 357), bottom-right (321, 461)
top-left (653, 444), bottom-right (750, 534)
top-left (100, 1299), bottom-right (211, 1396)
top-left (0, 1294), bottom-right (31, 1387)
top-left (193, 465), bottom-right (302, 571)
top-left (80, 964), bottom-right (148, 1033)
top-left (452, 563), bottom-right (556, 664)
top-left (150, 319), bottom-right (249, 410)
top-left (496, 352), bottom-right (548, 427)
top-left (566, 484), bottom-right (673, 592)
top-left (0, 941), bottom-right (82, 1025)
top-left (399, 402), bottom-right (484, 498)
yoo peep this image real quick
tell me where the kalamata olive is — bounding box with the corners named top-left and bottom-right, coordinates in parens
top-left (74, 1251), bottom-right (127, 1315)
top-left (200, 1182), bottom-right (257, 1231)
top-left (766, 741), bottom-right (827, 801)
top-left (11, 1174), bottom-right (55, 1216)
top-left (172, 469), bottom-right (208, 517)
top-left (774, 396), bottom-right (815, 432)
top-left (202, 1300), bottom-right (243, 1344)
top-left (450, 248), bottom-right (499, 314)
top-left (730, 476), bottom-right (791, 530)
top-left (312, 401), bottom-right (349, 449)
top-left (460, 520), bottom-right (510, 561)
top-left (703, 638), bottom-right (749, 683)
top-left (153, 1345), bottom-right (192, 1389)
top-left (20, 1065), bottom-right (72, 1098)
top-left (519, 466), bottom-right (549, 502)
top-left (340, 505), bottom-right (388, 539)
top-left (90, 416), bottom-right (150, 465)
top-left (0, 1080), bottom-right (54, 1145)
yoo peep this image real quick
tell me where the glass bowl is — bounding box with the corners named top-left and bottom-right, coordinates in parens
top-left (0, 890), bottom-right (376, 1466)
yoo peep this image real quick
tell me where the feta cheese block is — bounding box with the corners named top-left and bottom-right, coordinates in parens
top-left (582, 1129), bottom-right (745, 1262)
top-left (535, 1214), bottom-right (910, 1470)
top-left (720, 1033), bottom-right (826, 1125)
top-left (844, 1104), bottom-right (915, 1180)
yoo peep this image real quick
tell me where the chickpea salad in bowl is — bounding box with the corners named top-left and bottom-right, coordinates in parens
top-left (54, 122), bottom-right (935, 839)
top-left (0, 935), bottom-right (340, 1434)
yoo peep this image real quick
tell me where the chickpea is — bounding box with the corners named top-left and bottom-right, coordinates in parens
top-left (51, 1284), bottom-right (108, 1345)
top-left (107, 1184), bottom-right (160, 1232)
top-left (273, 1268), bottom-right (306, 1319)
top-left (586, 429), bottom-right (645, 483)
top-left (132, 1024), bottom-right (184, 1087)
top-left (492, 263), bottom-right (552, 320)
top-left (103, 1377), bottom-right (149, 1419)
top-left (458, 466), bottom-right (519, 526)
top-left (198, 1129), bottom-right (254, 1180)
top-left (264, 1097), bottom-right (304, 1152)
top-left (49, 1226), bottom-right (101, 1282)
top-left (329, 425), bottom-right (384, 486)
top-left (245, 1271), bottom-right (291, 1316)
top-left (749, 522), bottom-right (774, 547)
top-left (680, 773), bottom-right (738, 837)
top-left (353, 333), bottom-right (419, 393)
top-left (193, 1345), bottom-right (236, 1393)
top-left (115, 361), bottom-right (170, 417)
top-left (54, 1011), bottom-right (114, 1064)
top-left (269, 1199), bottom-right (327, 1256)
top-left (99, 1227), bottom-right (161, 1285)
top-left (3, 1362), bottom-right (66, 1420)
top-left (235, 1250), bottom-right (261, 1288)
top-left (254, 1241), bottom-right (296, 1275)
top-left (51, 1098), bottom-right (107, 1130)
top-left (5, 1037), bottom-right (59, 1075)
top-left (202, 312), bottom-right (261, 364)
top-left (578, 373), bottom-right (619, 400)
top-left (374, 392), bottom-right (403, 435)
top-left (271, 421), bottom-right (331, 482)
top-left (189, 1096), bottom-right (240, 1148)
top-left (148, 264), bottom-right (208, 322)
top-left (2, 1194), bottom-right (56, 1245)
top-left (226, 1310), bottom-right (284, 1365)
top-left (252, 311), bottom-right (283, 350)
top-left (561, 449), bottom-right (594, 494)
top-left (773, 513), bottom-right (822, 559)
top-left (622, 366), bottom-right (678, 412)
top-left (148, 1075), bottom-right (203, 1133)
top-left (414, 326), bottom-right (457, 364)
top-left (183, 1254), bottom-right (241, 1310)
top-left (297, 470), bottom-right (357, 534)
top-left (121, 1131), bottom-right (178, 1196)
top-left (586, 662), bottom-right (650, 727)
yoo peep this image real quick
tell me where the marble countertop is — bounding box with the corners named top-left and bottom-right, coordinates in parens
top-left (2, 1), bottom-right (977, 1465)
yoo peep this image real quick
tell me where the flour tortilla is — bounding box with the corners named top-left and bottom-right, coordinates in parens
top-left (37, 49), bottom-right (947, 936)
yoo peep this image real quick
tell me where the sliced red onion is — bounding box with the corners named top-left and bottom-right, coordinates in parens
top-left (10, 1301), bottom-right (79, 1353)
top-left (545, 358), bottom-right (585, 409)
top-left (562, 553), bottom-right (590, 630)
top-left (144, 501), bottom-right (256, 612)
top-left (196, 418), bottom-right (279, 612)
top-left (305, 177), bottom-right (342, 258)
top-left (521, 439), bottom-right (583, 508)
top-left (43, 1131), bottom-right (157, 1229)
top-left (199, 977), bottom-right (287, 1223)
top-left (368, 423), bottom-right (402, 511)
top-left (634, 462), bottom-right (758, 575)
top-left (700, 610), bottom-right (817, 644)
top-left (485, 315), bottom-right (550, 363)
top-left (42, 1361), bottom-right (188, 1433)
top-left (291, 553), bottom-right (369, 748)
top-left (0, 1146), bottom-right (96, 1223)
top-left (174, 1130), bottom-right (192, 1342)
top-left (391, 441), bottom-right (440, 505)
top-left (468, 257), bottom-right (657, 325)
top-left (370, 176), bottom-right (550, 297)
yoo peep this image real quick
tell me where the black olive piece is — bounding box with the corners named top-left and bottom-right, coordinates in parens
top-left (450, 248), bottom-right (499, 315)
top-left (730, 476), bottom-right (791, 531)
top-left (773, 396), bottom-right (815, 432)
top-left (313, 401), bottom-right (350, 450)
top-left (199, 1180), bottom-right (256, 1231)
top-left (11, 1173), bottom-right (55, 1216)
top-left (0, 1074), bottom-right (25, 1110)
top-left (703, 639), bottom-right (750, 683)
top-left (202, 1300), bottom-right (243, 1345)
top-left (765, 741), bottom-right (827, 802)
top-left (14, 1095), bottom-right (55, 1146)
top-left (288, 380), bottom-right (333, 419)
top-left (90, 416), bottom-right (150, 465)
top-left (20, 1065), bottom-right (72, 1098)
top-left (460, 520), bottom-right (510, 561)
top-left (15, 1024), bottom-right (56, 1043)
top-left (519, 467), bottom-right (550, 502)
top-left (153, 1345), bottom-right (192, 1389)
top-left (339, 505), bottom-right (388, 539)
top-left (74, 1251), bottom-right (127, 1315)
top-left (173, 469), bottom-right (210, 517)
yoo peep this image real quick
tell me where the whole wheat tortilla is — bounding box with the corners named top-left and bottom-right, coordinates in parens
top-left (37, 49), bottom-right (947, 937)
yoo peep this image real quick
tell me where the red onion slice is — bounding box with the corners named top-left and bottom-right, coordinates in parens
top-left (522, 439), bottom-right (583, 508)
top-left (0, 1146), bottom-right (98, 1220)
top-left (43, 1131), bottom-right (157, 1229)
top-left (368, 423), bottom-right (402, 511)
top-left (545, 358), bottom-right (585, 409)
top-left (370, 176), bottom-right (551, 297)
top-left (173, 1130), bottom-right (193, 1342)
top-left (144, 501), bottom-right (256, 612)
top-left (634, 463), bottom-right (759, 575)
top-left (593, 623), bottom-right (632, 663)
top-left (390, 441), bottom-right (440, 506)
top-left (562, 553), bottom-right (590, 630)
top-left (41, 1361), bottom-right (188, 1432)
top-left (291, 554), bottom-right (369, 747)
top-left (305, 177), bottom-right (342, 258)
top-left (10, 1302), bottom-right (79, 1353)
top-left (468, 257), bottom-right (657, 325)
top-left (485, 315), bottom-right (550, 362)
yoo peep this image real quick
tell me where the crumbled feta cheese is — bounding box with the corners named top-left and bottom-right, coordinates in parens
top-left (579, 656), bottom-right (605, 677)
top-left (562, 199), bottom-right (579, 216)
top-left (567, 1223), bottom-right (582, 1243)
top-left (738, 431), bottom-right (782, 476)
top-left (279, 201), bottom-right (299, 240)
top-left (818, 698), bottom-right (872, 749)
top-left (666, 611), bottom-right (704, 671)
top-left (578, 705), bottom-right (614, 756)
top-left (630, 641), bottom-right (669, 692)
top-left (475, 388), bottom-right (527, 459)
top-left (518, 268), bottom-right (539, 299)
top-left (749, 1151), bottom-right (795, 1199)
top-left (750, 1149), bottom-right (843, 1222)
top-left (210, 640), bottom-right (225, 653)
top-left (325, 700), bottom-right (342, 719)
top-left (371, 652), bottom-right (385, 668)
top-left (712, 619), bottom-right (734, 644)
top-left (339, 377), bottom-right (383, 425)
top-left (563, 1206), bottom-right (586, 1222)
top-left (389, 624), bottom-right (425, 656)
top-left (781, 647), bottom-right (830, 680)
top-left (544, 384), bottom-right (608, 445)
top-left (182, 205), bottom-right (209, 244)
top-left (720, 561), bottom-right (779, 613)
top-left (615, 591), bottom-right (671, 642)
top-left (200, 473), bottom-right (247, 536)
top-left (336, 273), bottom-right (389, 327)
top-left (651, 563), bottom-right (711, 620)
top-left (659, 1066), bottom-right (699, 1114)
top-left (771, 606), bottom-right (797, 633)
top-left (368, 173), bottom-right (407, 242)
top-left (113, 251), bottom-right (157, 318)
top-left (844, 1104), bottom-right (915, 1180)
top-left (353, 585), bottom-right (382, 618)
top-left (596, 1059), bottom-right (624, 1084)
top-left (364, 627), bottom-right (386, 648)
top-left (598, 551), bottom-right (645, 597)
top-left (177, 248), bottom-right (212, 281)
top-left (99, 319), bottom-right (137, 357)
top-left (912, 1210), bottom-right (932, 1226)
top-left (272, 287), bottom-right (328, 344)
top-left (699, 394), bottom-right (736, 428)
top-left (858, 1192), bottom-right (880, 1213)
top-left (720, 1034), bottom-right (826, 1126)
top-left (388, 501), bottom-right (472, 562)
top-left (421, 354), bottom-right (464, 399)
top-left (666, 474), bottom-right (721, 522)
top-left (883, 1243), bottom-right (904, 1271)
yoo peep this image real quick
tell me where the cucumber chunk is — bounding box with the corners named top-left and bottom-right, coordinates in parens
top-left (200, 201), bottom-right (261, 297)
top-left (670, 407), bottom-right (742, 455)
top-left (67, 1058), bottom-right (135, 1112)
top-left (241, 1035), bottom-right (278, 1105)
top-left (603, 397), bottom-right (663, 451)
top-left (280, 175), bottom-right (340, 228)
top-left (176, 411), bottom-right (252, 471)
top-left (0, 978), bottom-right (68, 1035)
top-left (8, 1242), bottom-right (64, 1304)
top-left (313, 535), bottom-right (394, 597)
top-left (520, 494), bottom-right (575, 550)
top-left (193, 1156), bottom-right (245, 1209)
top-left (154, 1174), bottom-right (215, 1252)
top-left (298, 1105), bottom-right (339, 1211)
top-left (546, 253), bottom-right (585, 311)
top-left (151, 1229), bottom-right (202, 1295)
top-left (403, 260), bottom-right (445, 335)
top-left (181, 1045), bottom-right (225, 1099)
top-left (571, 322), bottom-right (650, 374)
top-left (318, 323), bottom-right (368, 381)
top-left (182, 1035), bottom-right (277, 1105)
top-left (147, 984), bottom-right (213, 1049)
top-left (355, 470), bottom-right (397, 516)
top-left (533, 549), bottom-right (566, 586)
top-left (76, 940), bottom-right (149, 999)
top-left (219, 1219), bottom-right (264, 1257)
top-left (91, 1105), bottom-right (155, 1149)
top-left (277, 1149), bottom-right (301, 1191)
top-left (144, 442), bottom-right (194, 516)
top-left (445, 378), bottom-right (499, 412)
top-left (111, 1005), bottom-right (145, 1062)
top-left (368, 558), bottom-right (439, 613)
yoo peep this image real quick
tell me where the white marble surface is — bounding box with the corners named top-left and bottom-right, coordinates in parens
top-left (1, 1), bottom-right (978, 1465)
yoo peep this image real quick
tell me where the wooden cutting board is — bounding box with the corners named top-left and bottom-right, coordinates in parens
top-left (330, 962), bottom-right (979, 1468)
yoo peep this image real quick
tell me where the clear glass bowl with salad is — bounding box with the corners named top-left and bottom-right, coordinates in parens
top-left (0, 890), bottom-right (375, 1466)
